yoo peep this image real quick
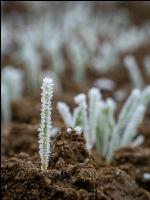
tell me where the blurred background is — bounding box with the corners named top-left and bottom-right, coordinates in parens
top-left (1, 1), bottom-right (150, 124)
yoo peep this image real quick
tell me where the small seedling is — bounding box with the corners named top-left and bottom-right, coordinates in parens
top-left (67, 39), bottom-right (88, 83)
top-left (38, 77), bottom-right (54, 171)
top-left (124, 55), bottom-right (144, 89)
top-left (144, 56), bottom-right (150, 75)
top-left (57, 86), bottom-right (150, 161)
top-left (17, 44), bottom-right (41, 96)
top-left (1, 84), bottom-right (11, 122)
top-left (1, 66), bottom-right (23, 122)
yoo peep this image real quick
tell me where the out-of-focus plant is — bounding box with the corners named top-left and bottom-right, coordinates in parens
top-left (1, 66), bottom-right (23, 100)
top-left (1, 84), bottom-right (11, 123)
top-left (144, 55), bottom-right (150, 75)
top-left (1, 66), bottom-right (24, 122)
top-left (1, 22), bottom-right (12, 56)
top-left (67, 38), bottom-right (89, 83)
top-left (124, 55), bottom-right (144, 89)
top-left (2, 2), bottom-right (150, 83)
top-left (140, 85), bottom-right (150, 107)
top-left (91, 43), bottom-right (119, 72)
top-left (57, 86), bottom-right (150, 160)
top-left (93, 78), bottom-right (115, 91)
top-left (91, 23), bottom-right (150, 72)
top-left (44, 30), bottom-right (65, 75)
top-left (108, 87), bottom-right (150, 160)
top-left (14, 43), bottom-right (41, 96)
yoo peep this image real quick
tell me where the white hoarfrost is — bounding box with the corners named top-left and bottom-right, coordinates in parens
top-left (38, 77), bottom-right (54, 171)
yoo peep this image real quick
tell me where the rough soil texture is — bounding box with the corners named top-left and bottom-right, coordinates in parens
top-left (111, 146), bottom-right (150, 191)
top-left (1, 123), bottom-right (38, 160)
top-left (1, 129), bottom-right (150, 200)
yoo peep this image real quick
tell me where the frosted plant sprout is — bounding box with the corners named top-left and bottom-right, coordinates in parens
top-left (1, 22), bottom-right (12, 55)
top-left (108, 87), bottom-right (150, 160)
top-left (140, 86), bottom-right (150, 109)
top-left (3, 1), bottom-right (150, 76)
top-left (38, 77), bottom-right (54, 171)
top-left (44, 30), bottom-right (65, 75)
top-left (1, 66), bottom-right (23, 101)
top-left (40, 70), bottom-right (62, 95)
top-left (10, 2), bottom-right (150, 77)
top-left (90, 23), bottom-right (150, 72)
top-left (23, 45), bottom-right (41, 95)
top-left (1, 66), bottom-right (24, 122)
top-left (14, 42), bottom-right (42, 96)
top-left (1, 84), bottom-right (11, 123)
top-left (144, 56), bottom-right (150, 75)
top-left (7, 2), bottom-right (132, 77)
top-left (67, 38), bottom-right (89, 83)
top-left (123, 55), bottom-right (144, 89)
top-left (57, 86), bottom-right (150, 160)
top-left (57, 88), bottom-right (103, 150)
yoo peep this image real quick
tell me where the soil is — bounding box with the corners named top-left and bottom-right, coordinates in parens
top-left (1, 129), bottom-right (150, 200)
top-left (1, 123), bottom-right (38, 160)
top-left (111, 146), bottom-right (150, 191)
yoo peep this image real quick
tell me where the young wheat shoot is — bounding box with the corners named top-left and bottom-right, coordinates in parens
top-left (38, 77), bottom-right (54, 171)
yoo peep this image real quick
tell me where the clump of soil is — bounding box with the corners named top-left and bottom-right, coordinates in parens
top-left (50, 128), bottom-right (91, 167)
top-left (96, 167), bottom-right (150, 200)
top-left (111, 146), bottom-right (150, 190)
top-left (1, 128), bottom-right (150, 200)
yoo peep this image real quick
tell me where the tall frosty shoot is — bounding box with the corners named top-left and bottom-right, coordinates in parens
top-left (38, 78), bottom-right (54, 171)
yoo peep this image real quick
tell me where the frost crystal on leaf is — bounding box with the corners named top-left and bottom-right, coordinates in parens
top-left (38, 77), bottom-right (54, 171)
